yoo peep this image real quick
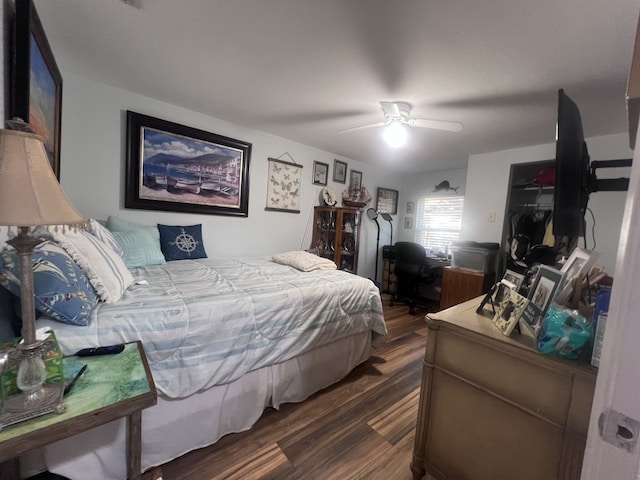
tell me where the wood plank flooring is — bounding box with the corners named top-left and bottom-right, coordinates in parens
top-left (156, 300), bottom-right (434, 480)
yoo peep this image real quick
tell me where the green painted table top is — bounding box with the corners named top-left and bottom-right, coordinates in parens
top-left (0, 342), bottom-right (154, 443)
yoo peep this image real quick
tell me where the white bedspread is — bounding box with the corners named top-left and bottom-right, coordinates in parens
top-left (37, 257), bottom-right (386, 399)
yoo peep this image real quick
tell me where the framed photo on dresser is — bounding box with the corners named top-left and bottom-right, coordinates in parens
top-left (520, 265), bottom-right (564, 336)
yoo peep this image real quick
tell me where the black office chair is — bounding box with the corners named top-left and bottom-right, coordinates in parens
top-left (390, 242), bottom-right (439, 314)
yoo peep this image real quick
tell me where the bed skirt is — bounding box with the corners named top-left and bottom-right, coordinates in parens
top-left (22, 331), bottom-right (372, 480)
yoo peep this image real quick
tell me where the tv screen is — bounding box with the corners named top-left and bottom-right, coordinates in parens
top-left (553, 89), bottom-right (591, 237)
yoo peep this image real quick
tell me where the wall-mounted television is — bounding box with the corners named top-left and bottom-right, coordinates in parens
top-left (552, 89), bottom-right (591, 237)
top-left (553, 89), bottom-right (631, 239)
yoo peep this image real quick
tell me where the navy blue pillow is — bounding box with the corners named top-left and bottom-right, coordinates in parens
top-left (157, 224), bottom-right (208, 261)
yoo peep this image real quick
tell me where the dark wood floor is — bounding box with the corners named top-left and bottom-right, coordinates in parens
top-left (155, 300), bottom-right (433, 480)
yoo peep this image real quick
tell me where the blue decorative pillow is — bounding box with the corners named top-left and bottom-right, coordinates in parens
top-left (157, 224), bottom-right (208, 261)
top-left (106, 216), bottom-right (165, 268)
top-left (0, 241), bottom-right (99, 326)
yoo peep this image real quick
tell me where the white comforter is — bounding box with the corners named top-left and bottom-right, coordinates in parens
top-left (38, 257), bottom-right (386, 398)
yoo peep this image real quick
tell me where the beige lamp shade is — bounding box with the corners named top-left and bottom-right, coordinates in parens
top-left (0, 129), bottom-right (85, 227)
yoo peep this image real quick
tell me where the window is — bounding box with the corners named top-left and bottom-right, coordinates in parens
top-left (414, 195), bottom-right (464, 254)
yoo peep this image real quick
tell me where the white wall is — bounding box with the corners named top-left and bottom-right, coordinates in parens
top-left (57, 72), bottom-right (404, 281)
top-left (462, 133), bottom-right (632, 273)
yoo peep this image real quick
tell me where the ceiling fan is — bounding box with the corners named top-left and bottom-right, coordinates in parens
top-left (339, 101), bottom-right (463, 134)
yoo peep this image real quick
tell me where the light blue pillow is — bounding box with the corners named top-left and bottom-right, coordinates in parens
top-left (0, 241), bottom-right (99, 326)
top-left (157, 224), bottom-right (208, 261)
top-left (107, 216), bottom-right (165, 268)
top-left (111, 230), bottom-right (166, 268)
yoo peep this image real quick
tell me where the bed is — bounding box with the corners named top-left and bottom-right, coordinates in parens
top-left (23, 255), bottom-right (386, 479)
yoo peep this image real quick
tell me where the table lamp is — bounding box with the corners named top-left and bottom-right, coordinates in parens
top-left (0, 126), bottom-right (85, 428)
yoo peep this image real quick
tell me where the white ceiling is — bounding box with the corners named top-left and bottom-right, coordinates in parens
top-left (34, 0), bottom-right (639, 173)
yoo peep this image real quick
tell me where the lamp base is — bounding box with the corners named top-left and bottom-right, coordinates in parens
top-left (0, 383), bottom-right (65, 431)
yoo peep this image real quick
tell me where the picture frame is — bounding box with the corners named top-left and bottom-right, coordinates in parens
top-left (404, 217), bottom-right (413, 229)
top-left (502, 269), bottom-right (525, 292)
top-left (125, 111), bottom-right (252, 217)
top-left (11, 0), bottom-right (63, 179)
top-left (376, 187), bottom-right (399, 215)
top-left (406, 202), bottom-right (415, 214)
top-left (265, 157), bottom-right (302, 213)
top-left (555, 247), bottom-right (600, 305)
top-left (520, 265), bottom-right (564, 336)
top-left (333, 159), bottom-right (347, 183)
top-left (492, 286), bottom-right (529, 337)
top-left (313, 161), bottom-right (329, 186)
top-left (349, 170), bottom-right (363, 191)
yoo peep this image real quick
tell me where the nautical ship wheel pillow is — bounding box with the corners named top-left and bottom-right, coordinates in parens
top-left (157, 224), bottom-right (208, 261)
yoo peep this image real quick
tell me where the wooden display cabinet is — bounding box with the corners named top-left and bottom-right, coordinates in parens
top-left (311, 207), bottom-right (361, 273)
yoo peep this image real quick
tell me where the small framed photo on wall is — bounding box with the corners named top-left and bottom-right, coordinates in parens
top-left (406, 202), bottom-right (415, 214)
top-left (404, 217), bottom-right (413, 229)
top-left (313, 161), bottom-right (329, 186)
top-left (349, 169), bottom-right (363, 191)
top-left (376, 187), bottom-right (399, 215)
top-left (333, 159), bottom-right (347, 183)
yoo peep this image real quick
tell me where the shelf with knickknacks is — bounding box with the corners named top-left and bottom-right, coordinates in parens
top-left (341, 185), bottom-right (372, 208)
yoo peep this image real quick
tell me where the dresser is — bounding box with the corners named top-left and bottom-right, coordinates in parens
top-left (411, 298), bottom-right (597, 480)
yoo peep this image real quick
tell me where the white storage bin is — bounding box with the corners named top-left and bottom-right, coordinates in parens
top-left (450, 242), bottom-right (499, 273)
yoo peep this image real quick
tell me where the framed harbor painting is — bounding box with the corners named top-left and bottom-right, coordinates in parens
top-left (126, 111), bottom-right (252, 217)
top-left (11, 0), bottom-right (63, 179)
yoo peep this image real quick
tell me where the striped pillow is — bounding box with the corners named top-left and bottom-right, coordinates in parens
top-left (86, 218), bottom-right (124, 258)
top-left (52, 229), bottom-right (134, 303)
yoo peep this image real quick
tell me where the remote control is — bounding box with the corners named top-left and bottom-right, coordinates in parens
top-left (75, 344), bottom-right (125, 357)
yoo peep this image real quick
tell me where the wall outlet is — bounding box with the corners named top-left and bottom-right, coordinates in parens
top-left (488, 211), bottom-right (496, 222)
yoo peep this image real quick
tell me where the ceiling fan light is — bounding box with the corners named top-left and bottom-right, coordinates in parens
top-left (383, 122), bottom-right (407, 148)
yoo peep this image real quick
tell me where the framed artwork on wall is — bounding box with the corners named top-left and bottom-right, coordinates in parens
top-left (349, 170), bottom-right (362, 191)
top-left (333, 159), bottom-right (347, 183)
top-left (125, 111), bottom-right (252, 217)
top-left (11, 0), bottom-right (63, 179)
top-left (313, 161), bottom-right (329, 186)
top-left (376, 187), bottom-right (399, 215)
top-left (404, 217), bottom-right (413, 229)
top-left (265, 157), bottom-right (302, 213)
top-left (406, 202), bottom-right (415, 214)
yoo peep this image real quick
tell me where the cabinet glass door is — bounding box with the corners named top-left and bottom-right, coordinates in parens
top-left (339, 210), bottom-right (359, 273)
top-left (314, 209), bottom-right (336, 260)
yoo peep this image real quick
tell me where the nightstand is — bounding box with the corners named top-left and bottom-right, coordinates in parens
top-left (0, 341), bottom-right (157, 480)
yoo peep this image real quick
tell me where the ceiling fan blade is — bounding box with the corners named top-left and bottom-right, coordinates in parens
top-left (380, 101), bottom-right (402, 117)
top-left (410, 118), bottom-right (463, 132)
top-left (338, 121), bottom-right (387, 134)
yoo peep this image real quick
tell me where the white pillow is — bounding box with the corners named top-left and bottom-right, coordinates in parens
top-left (272, 251), bottom-right (337, 272)
top-left (52, 228), bottom-right (134, 303)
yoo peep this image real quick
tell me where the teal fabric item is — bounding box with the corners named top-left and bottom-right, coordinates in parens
top-left (0, 241), bottom-right (99, 326)
top-left (107, 216), bottom-right (165, 268)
